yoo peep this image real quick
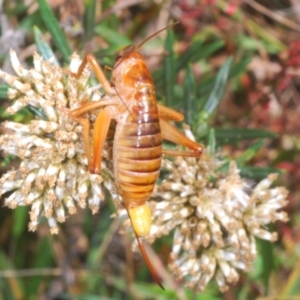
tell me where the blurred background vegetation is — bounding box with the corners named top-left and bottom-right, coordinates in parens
top-left (0, 0), bottom-right (299, 299)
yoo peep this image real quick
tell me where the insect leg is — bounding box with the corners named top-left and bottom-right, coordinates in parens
top-left (91, 107), bottom-right (112, 174)
top-left (66, 54), bottom-right (116, 95)
top-left (64, 101), bottom-right (115, 173)
top-left (66, 99), bottom-right (116, 119)
top-left (160, 118), bottom-right (203, 157)
top-left (157, 103), bottom-right (184, 121)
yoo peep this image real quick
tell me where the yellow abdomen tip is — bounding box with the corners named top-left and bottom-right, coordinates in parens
top-left (128, 204), bottom-right (151, 237)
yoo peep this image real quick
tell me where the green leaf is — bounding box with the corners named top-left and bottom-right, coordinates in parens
top-left (12, 207), bottom-right (28, 238)
top-left (154, 39), bottom-right (224, 90)
top-left (84, 0), bottom-right (97, 42)
top-left (0, 250), bottom-right (25, 300)
top-left (0, 85), bottom-right (8, 99)
top-left (240, 165), bottom-right (283, 180)
top-left (175, 39), bottom-right (204, 71)
top-left (25, 105), bottom-right (48, 119)
top-left (183, 64), bottom-right (196, 123)
top-left (236, 139), bottom-right (265, 165)
top-left (177, 39), bottom-right (224, 72)
top-left (202, 56), bottom-right (232, 114)
top-left (207, 128), bottom-right (216, 154)
top-left (33, 26), bottom-right (59, 65)
top-left (215, 128), bottom-right (278, 143)
top-left (94, 24), bottom-right (131, 47)
top-left (255, 239), bottom-right (275, 288)
top-left (197, 55), bottom-right (251, 98)
top-left (246, 19), bottom-right (286, 53)
top-left (26, 237), bottom-right (54, 297)
top-left (164, 29), bottom-right (176, 107)
top-left (37, 0), bottom-right (71, 63)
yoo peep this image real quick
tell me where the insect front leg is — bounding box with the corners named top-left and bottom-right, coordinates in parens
top-left (67, 54), bottom-right (116, 95)
top-left (90, 107), bottom-right (112, 174)
top-left (65, 101), bottom-right (115, 174)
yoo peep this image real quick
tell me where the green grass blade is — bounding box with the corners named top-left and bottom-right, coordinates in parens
top-left (164, 29), bottom-right (176, 107)
top-left (215, 128), bottom-right (278, 143)
top-left (33, 26), bottom-right (59, 65)
top-left (236, 139), bottom-right (265, 165)
top-left (197, 55), bottom-right (251, 98)
top-left (0, 251), bottom-right (25, 299)
top-left (94, 24), bottom-right (131, 47)
top-left (208, 128), bottom-right (216, 154)
top-left (202, 57), bottom-right (232, 114)
top-left (183, 64), bottom-right (196, 123)
top-left (26, 237), bottom-right (54, 297)
top-left (37, 0), bottom-right (71, 63)
top-left (257, 239), bottom-right (274, 289)
top-left (84, 0), bottom-right (97, 42)
top-left (176, 39), bottom-right (204, 71)
top-left (240, 166), bottom-right (284, 180)
top-left (177, 39), bottom-right (224, 72)
top-left (0, 85), bottom-right (8, 99)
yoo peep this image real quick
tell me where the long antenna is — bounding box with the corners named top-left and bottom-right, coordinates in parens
top-left (137, 21), bottom-right (179, 50)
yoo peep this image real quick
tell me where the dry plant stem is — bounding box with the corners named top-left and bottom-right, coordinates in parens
top-left (92, 218), bottom-right (122, 268)
top-left (290, 0), bottom-right (300, 23)
top-left (243, 0), bottom-right (300, 32)
top-left (0, 268), bottom-right (106, 278)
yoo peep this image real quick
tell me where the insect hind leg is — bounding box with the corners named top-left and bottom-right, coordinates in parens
top-left (160, 118), bottom-right (203, 157)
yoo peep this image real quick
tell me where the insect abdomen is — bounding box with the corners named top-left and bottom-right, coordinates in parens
top-left (115, 85), bottom-right (162, 208)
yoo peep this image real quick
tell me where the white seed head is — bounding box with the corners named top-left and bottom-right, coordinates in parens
top-left (133, 134), bottom-right (289, 292)
top-left (0, 51), bottom-right (115, 233)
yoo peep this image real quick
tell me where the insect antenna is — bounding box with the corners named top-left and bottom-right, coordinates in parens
top-left (137, 21), bottom-right (179, 50)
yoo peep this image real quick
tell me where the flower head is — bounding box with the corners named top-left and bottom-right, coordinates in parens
top-left (139, 143), bottom-right (288, 292)
top-left (0, 51), bottom-right (115, 233)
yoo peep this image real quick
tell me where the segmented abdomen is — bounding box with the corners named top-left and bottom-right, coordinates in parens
top-left (114, 85), bottom-right (162, 208)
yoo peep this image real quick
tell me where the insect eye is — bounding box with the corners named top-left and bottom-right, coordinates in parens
top-left (115, 54), bottom-right (122, 62)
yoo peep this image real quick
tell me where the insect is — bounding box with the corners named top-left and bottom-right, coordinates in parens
top-left (65, 25), bottom-right (204, 289)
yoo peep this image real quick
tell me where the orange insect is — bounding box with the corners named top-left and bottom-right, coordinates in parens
top-left (66, 25), bottom-right (203, 289)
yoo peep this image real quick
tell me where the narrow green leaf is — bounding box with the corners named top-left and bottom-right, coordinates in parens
top-left (197, 55), bottom-right (251, 98)
top-left (240, 165), bottom-right (284, 180)
top-left (256, 239), bottom-right (274, 288)
top-left (246, 19), bottom-right (286, 53)
top-left (183, 64), bottom-right (196, 124)
top-left (0, 251), bottom-right (25, 299)
top-left (37, 0), bottom-right (71, 63)
top-left (164, 29), bottom-right (176, 107)
top-left (215, 128), bottom-right (278, 142)
top-left (25, 105), bottom-right (48, 119)
top-left (33, 26), bottom-right (59, 65)
top-left (0, 85), bottom-right (8, 99)
top-left (94, 24), bottom-right (131, 47)
top-left (84, 0), bottom-right (97, 42)
top-left (208, 128), bottom-right (216, 154)
top-left (236, 139), bottom-right (265, 165)
top-left (12, 207), bottom-right (28, 238)
top-left (155, 39), bottom-right (224, 90)
top-left (176, 39), bottom-right (204, 71)
top-left (202, 57), bottom-right (232, 114)
top-left (185, 39), bottom-right (224, 67)
top-left (26, 237), bottom-right (54, 297)
top-left (280, 257), bottom-right (300, 296)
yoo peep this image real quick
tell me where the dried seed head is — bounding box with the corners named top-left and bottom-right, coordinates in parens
top-left (0, 51), bottom-right (116, 232)
top-left (118, 129), bottom-right (289, 292)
